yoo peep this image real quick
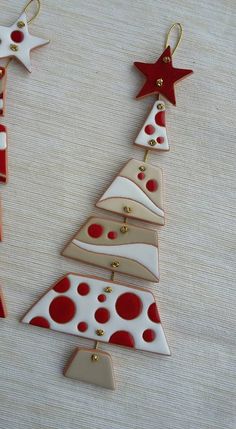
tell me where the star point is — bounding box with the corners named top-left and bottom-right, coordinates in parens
top-left (0, 12), bottom-right (49, 72)
top-left (134, 46), bottom-right (193, 105)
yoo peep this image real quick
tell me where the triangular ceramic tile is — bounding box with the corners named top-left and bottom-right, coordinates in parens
top-left (64, 348), bottom-right (115, 389)
top-left (22, 273), bottom-right (170, 355)
top-left (0, 288), bottom-right (7, 318)
top-left (62, 216), bottom-right (159, 282)
top-left (96, 159), bottom-right (164, 225)
top-left (135, 100), bottom-right (169, 151)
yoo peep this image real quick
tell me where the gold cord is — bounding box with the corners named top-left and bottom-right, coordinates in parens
top-left (23, 0), bottom-right (41, 24)
top-left (165, 22), bottom-right (183, 55)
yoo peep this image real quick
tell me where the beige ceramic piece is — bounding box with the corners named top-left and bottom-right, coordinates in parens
top-left (62, 216), bottom-right (160, 282)
top-left (64, 348), bottom-right (115, 390)
top-left (96, 159), bottom-right (164, 225)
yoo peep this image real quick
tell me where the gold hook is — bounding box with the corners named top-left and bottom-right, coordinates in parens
top-left (23, 0), bottom-right (41, 24)
top-left (143, 149), bottom-right (149, 163)
top-left (165, 23), bottom-right (183, 55)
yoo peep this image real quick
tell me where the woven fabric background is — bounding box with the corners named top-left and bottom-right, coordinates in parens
top-left (0, 1), bottom-right (235, 428)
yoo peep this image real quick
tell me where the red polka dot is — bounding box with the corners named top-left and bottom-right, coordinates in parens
top-left (77, 321), bottom-right (88, 332)
top-left (53, 277), bottom-right (70, 293)
top-left (29, 316), bottom-right (50, 329)
top-left (88, 223), bottom-right (103, 238)
top-left (49, 296), bottom-right (76, 324)
top-left (144, 124), bottom-right (155, 135)
top-left (77, 282), bottom-right (90, 295)
top-left (116, 292), bottom-right (142, 320)
top-left (143, 329), bottom-right (156, 342)
top-left (107, 231), bottom-right (117, 240)
top-left (11, 30), bottom-right (24, 43)
top-left (155, 111), bottom-right (166, 127)
top-left (148, 303), bottom-right (161, 323)
top-left (109, 331), bottom-right (135, 348)
top-left (95, 307), bottom-right (110, 323)
top-left (137, 172), bottom-right (145, 180)
top-left (98, 294), bottom-right (106, 302)
top-left (146, 179), bottom-right (158, 192)
top-left (156, 136), bottom-right (165, 144)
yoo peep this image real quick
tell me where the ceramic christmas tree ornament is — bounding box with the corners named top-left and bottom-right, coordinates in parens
top-left (23, 23), bottom-right (193, 389)
top-left (134, 100), bottom-right (169, 151)
top-left (62, 216), bottom-right (160, 282)
top-left (0, 0), bottom-right (49, 319)
top-left (0, 11), bottom-right (49, 72)
top-left (0, 125), bottom-right (8, 183)
top-left (0, 67), bottom-right (7, 116)
top-left (96, 159), bottom-right (165, 225)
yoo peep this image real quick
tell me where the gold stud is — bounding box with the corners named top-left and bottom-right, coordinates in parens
top-left (148, 139), bottom-right (157, 147)
top-left (17, 21), bottom-right (25, 28)
top-left (104, 286), bottom-right (112, 293)
top-left (96, 329), bottom-right (105, 336)
top-left (120, 225), bottom-right (128, 233)
top-left (91, 353), bottom-right (99, 362)
top-left (10, 44), bottom-right (19, 52)
top-left (139, 165), bottom-right (146, 172)
top-left (157, 103), bottom-right (164, 110)
top-left (124, 206), bottom-right (132, 213)
top-left (156, 78), bottom-right (163, 87)
top-left (163, 56), bottom-right (171, 63)
top-left (111, 261), bottom-right (120, 268)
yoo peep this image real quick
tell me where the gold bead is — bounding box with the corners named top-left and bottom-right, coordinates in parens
top-left (96, 329), bottom-right (105, 336)
top-left (111, 261), bottom-right (120, 268)
top-left (10, 44), bottom-right (18, 52)
top-left (120, 225), bottom-right (128, 233)
top-left (17, 21), bottom-right (25, 28)
top-left (148, 139), bottom-right (157, 147)
top-left (124, 206), bottom-right (132, 213)
top-left (157, 103), bottom-right (164, 110)
top-left (104, 286), bottom-right (112, 293)
top-left (139, 165), bottom-right (146, 172)
top-left (156, 78), bottom-right (163, 87)
top-left (163, 56), bottom-right (171, 63)
top-left (91, 353), bottom-right (99, 362)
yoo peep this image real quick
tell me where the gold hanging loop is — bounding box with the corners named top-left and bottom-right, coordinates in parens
top-left (165, 23), bottom-right (183, 55)
top-left (23, 0), bottom-right (41, 24)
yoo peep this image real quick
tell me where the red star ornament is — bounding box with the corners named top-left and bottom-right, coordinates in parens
top-left (134, 46), bottom-right (193, 105)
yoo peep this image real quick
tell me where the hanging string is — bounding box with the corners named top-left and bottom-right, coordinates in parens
top-left (165, 22), bottom-right (183, 55)
top-left (23, 0), bottom-right (41, 24)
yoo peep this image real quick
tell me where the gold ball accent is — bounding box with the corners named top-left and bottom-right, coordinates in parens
top-left (96, 329), bottom-right (105, 336)
top-left (120, 225), bottom-right (128, 233)
top-left (17, 21), bottom-right (25, 28)
top-left (148, 139), bottom-right (157, 147)
top-left (111, 261), bottom-right (120, 268)
top-left (10, 44), bottom-right (18, 52)
top-left (157, 103), bottom-right (164, 110)
top-left (124, 206), bottom-right (132, 213)
top-left (156, 78), bottom-right (163, 87)
top-left (163, 56), bottom-right (171, 63)
top-left (91, 353), bottom-right (99, 362)
top-left (139, 165), bottom-right (146, 172)
top-left (104, 286), bottom-right (113, 293)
